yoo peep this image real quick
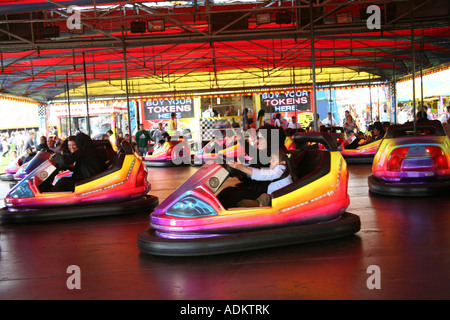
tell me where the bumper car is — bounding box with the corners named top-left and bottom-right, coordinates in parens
top-left (317, 127), bottom-right (346, 152)
top-left (0, 160), bottom-right (21, 182)
top-left (0, 164), bottom-right (19, 181)
top-left (285, 128), bottom-right (306, 150)
top-left (0, 140), bottom-right (158, 224)
top-left (0, 151), bottom-right (27, 181)
top-left (192, 139), bottom-right (251, 166)
top-left (138, 132), bottom-right (360, 256)
top-left (321, 127), bottom-right (346, 145)
top-left (144, 139), bottom-right (191, 167)
top-left (368, 121), bottom-right (450, 197)
top-left (284, 136), bottom-right (295, 150)
top-left (12, 151), bottom-right (52, 182)
top-left (340, 136), bottom-right (381, 164)
top-left (192, 130), bottom-right (252, 166)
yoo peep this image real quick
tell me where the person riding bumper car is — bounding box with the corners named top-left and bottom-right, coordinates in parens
top-left (144, 138), bottom-right (191, 167)
top-left (138, 132), bottom-right (360, 256)
top-left (340, 136), bottom-right (382, 164)
top-left (340, 122), bottom-right (385, 164)
top-left (0, 139), bottom-right (158, 223)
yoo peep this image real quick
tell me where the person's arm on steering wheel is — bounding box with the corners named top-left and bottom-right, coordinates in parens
top-left (229, 161), bottom-right (253, 177)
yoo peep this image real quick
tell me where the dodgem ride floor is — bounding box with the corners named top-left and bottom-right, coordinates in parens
top-left (0, 164), bottom-right (449, 300)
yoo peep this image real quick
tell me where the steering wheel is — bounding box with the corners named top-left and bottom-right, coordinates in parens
top-left (217, 155), bottom-right (244, 178)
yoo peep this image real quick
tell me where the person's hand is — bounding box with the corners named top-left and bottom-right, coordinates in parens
top-left (228, 160), bottom-right (237, 169)
top-left (229, 161), bottom-right (245, 171)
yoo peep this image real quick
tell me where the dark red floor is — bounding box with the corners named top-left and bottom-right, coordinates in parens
top-left (0, 164), bottom-right (449, 300)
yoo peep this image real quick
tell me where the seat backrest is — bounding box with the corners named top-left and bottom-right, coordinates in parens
top-left (120, 140), bottom-right (134, 155)
top-left (386, 121), bottom-right (446, 138)
top-left (293, 149), bottom-right (324, 180)
top-left (75, 153), bottom-right (126, 187)
top-left (271, 149), bottom-right (331, 199)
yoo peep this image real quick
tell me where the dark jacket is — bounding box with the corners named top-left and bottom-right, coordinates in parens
top-left (52, 133), bottom-right (107, 181)
top-left (36, 142), bottom-right (54, 153)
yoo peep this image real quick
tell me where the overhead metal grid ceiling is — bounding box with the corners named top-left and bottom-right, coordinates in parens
top-left (0, 0), bottom-right (449, 103)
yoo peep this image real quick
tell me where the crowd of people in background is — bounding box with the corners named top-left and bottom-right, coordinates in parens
top-left (1, 103), bottom-right (449, 162)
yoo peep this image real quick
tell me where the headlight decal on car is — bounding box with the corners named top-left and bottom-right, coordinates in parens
top-left (9, 179), bottom-right (35, 199)
top-left (166, 195), bottom-right (218, 218)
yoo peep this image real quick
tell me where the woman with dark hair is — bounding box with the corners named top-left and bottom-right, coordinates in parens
top-left (217, 125), bottom-right (289, 208)
top-left (257, 109), bottom-right (265, 128)
top-left (232, 150), bottom-right (295, 207)
top-left (242, 108), bottom-right (249, 128)
top-left (343, 114), bottom-right (358, 136)
top-left (58, 136), bottom-right (76, 156)
top-left (49, 132), bottom-right (108, 192)
top-left (241, 124), bottom-right (287, 168)
top-left (274, 113), bottom-right (283, 128)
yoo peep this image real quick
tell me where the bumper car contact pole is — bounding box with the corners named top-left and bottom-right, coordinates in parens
top-left (82, 52), bottom-right (91, 136)
top-left (122, 24), bottom-right (133, 141)
top-left (310, 0), bottom-right (318, 132)
top-left (411, 8), bottom-right (417, 135)
top-left (66, 73), bottom-right (72, 136)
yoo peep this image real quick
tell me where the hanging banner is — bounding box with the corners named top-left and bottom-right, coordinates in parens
top-left (259, 91), bottom-right (311, 113)
top-left (129, 100), bottom-right (137, 134)
top-left (144, 98), bottom-right (195, 120)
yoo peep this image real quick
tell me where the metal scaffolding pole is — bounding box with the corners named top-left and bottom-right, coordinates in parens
top-left (122, 25), bottom-right (132, 140)
top-left (392, 59), bottom-right (397, 124)
top-left (310, 0), bottom-right (318, 131)
top-left (420, 37), bottom-right (424, 110)
top-left (66, 73), bottom-right (72, 136)
top-left (82, 52), bottom-right (91, 135)
top-left (369, 77), bottom-right (373, 123)
top-left (411, 12), bottom-right (417, 133)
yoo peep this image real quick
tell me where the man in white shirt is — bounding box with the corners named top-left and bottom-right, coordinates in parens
top-left (202, 106), bottom-right (215, 118)
top-left (153, 122), bottom-right (166, 144)
top-left (380, 110), bottom-right (390, 122)
top-left (322, 112), bottom-right (337, 127)
top-left (398, 108), bottom-right (409, 124)
top-left (307, 114), bottom-right (323, 132)
top-left (288, 116), bottom-right (302, 129)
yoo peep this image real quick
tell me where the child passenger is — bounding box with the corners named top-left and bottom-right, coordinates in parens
top-left (228, 149), bottom-right (294, 207)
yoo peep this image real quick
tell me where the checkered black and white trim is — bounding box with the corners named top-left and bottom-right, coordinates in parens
top-left (200, 117), bottom-right (242, 140)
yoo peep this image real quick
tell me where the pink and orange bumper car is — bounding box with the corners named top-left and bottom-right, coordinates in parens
top-left (193, 130), bottom-right (252, 166)
top-left (340, 136), bottom-right (382, 164)
top-left (192, 139), bottom-right (251, 166)
top-left (138, 133), bottom-right (360, 256)
top-left (368, 121), bottom-right (450, 196)
top-left (12, 151), bottom-right (52, 182)
top-left (0, 141), bottom-right (158, 223)
top-left (144, 139), bottom-right (191, 167)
